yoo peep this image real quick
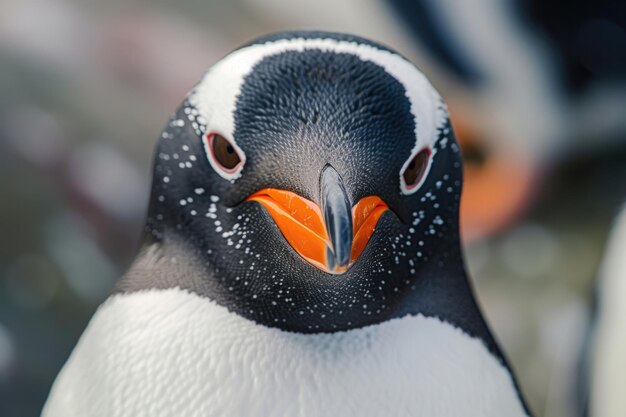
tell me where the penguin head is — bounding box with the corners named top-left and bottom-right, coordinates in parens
top-left (139, 32), bottom-right (466, 333)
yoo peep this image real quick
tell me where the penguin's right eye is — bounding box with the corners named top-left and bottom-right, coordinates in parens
top-left (205, 133), bottom-right (245, 179)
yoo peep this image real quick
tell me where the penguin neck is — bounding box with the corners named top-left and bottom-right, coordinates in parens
top-left (115, 231), bottom-right (220, 298)
top-left (388, 235), bottom-right (532, 415)
top-left (126, 225), bottom-right (477, 328)
top-left (390, 233), bottom-right (504, 357)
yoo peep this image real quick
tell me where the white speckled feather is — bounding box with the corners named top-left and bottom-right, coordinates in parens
top-left (43, 288), bottom-right (527, 417)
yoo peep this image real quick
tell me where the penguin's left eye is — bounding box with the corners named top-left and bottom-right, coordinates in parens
top-left (204, 133), bottom-right (245, 179)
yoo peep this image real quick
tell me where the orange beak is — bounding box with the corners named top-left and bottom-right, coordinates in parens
top-left (247, 189), bottom-right (388, 274)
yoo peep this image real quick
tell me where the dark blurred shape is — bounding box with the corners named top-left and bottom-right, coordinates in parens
top-left (524, 0), bottom-right (626, 94)
top-left (386, 0), bottom-right (484, 84)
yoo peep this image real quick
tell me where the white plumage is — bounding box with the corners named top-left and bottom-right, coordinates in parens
top-left (43, 287), bottom-right (528, 417)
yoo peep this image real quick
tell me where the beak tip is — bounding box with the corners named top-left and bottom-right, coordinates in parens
top-left (334, 246), bottom-right (351, 268)
top-left (326, 245), bottom-right (351, 274)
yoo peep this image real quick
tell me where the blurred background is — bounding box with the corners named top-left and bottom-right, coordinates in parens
top-left (1, 0), bottom-right (625, 416)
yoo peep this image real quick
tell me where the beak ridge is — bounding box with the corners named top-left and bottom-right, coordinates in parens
top-left (321, 166), bottom-right (353, 268)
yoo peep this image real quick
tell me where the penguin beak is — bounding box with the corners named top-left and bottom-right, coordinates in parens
top-left (247, 166), bottom-right (388, 274)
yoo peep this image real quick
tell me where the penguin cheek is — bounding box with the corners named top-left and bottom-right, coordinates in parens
top-left (348, 214), bottom-right (418, 285)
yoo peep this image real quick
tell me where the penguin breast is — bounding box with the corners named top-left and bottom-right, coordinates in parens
top-left (43, 288), bottom-right (529, 417)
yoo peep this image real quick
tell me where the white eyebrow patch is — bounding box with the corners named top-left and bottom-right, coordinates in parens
top-left (188, 37), bottom-right (447, 184)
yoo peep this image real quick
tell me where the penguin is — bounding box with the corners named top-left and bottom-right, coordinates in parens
top-left (579, 204), bottom-right (626, 417)
top-left (42, 31), bottom-right (532, 417)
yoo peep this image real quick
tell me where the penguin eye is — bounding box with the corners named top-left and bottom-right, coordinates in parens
top-left (211, 134), bottom-right (241, 169)
top-left (400, 148), bottom-right (431, 194)
top-left (205, 133), bottom-right (244, 177)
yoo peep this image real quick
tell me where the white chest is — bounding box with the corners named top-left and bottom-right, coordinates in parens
top-left (43, 288), bottom-right (528, 417)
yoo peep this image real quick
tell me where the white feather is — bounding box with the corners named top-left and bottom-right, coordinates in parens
top-left (43, 288), bottom-right (528, 417)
